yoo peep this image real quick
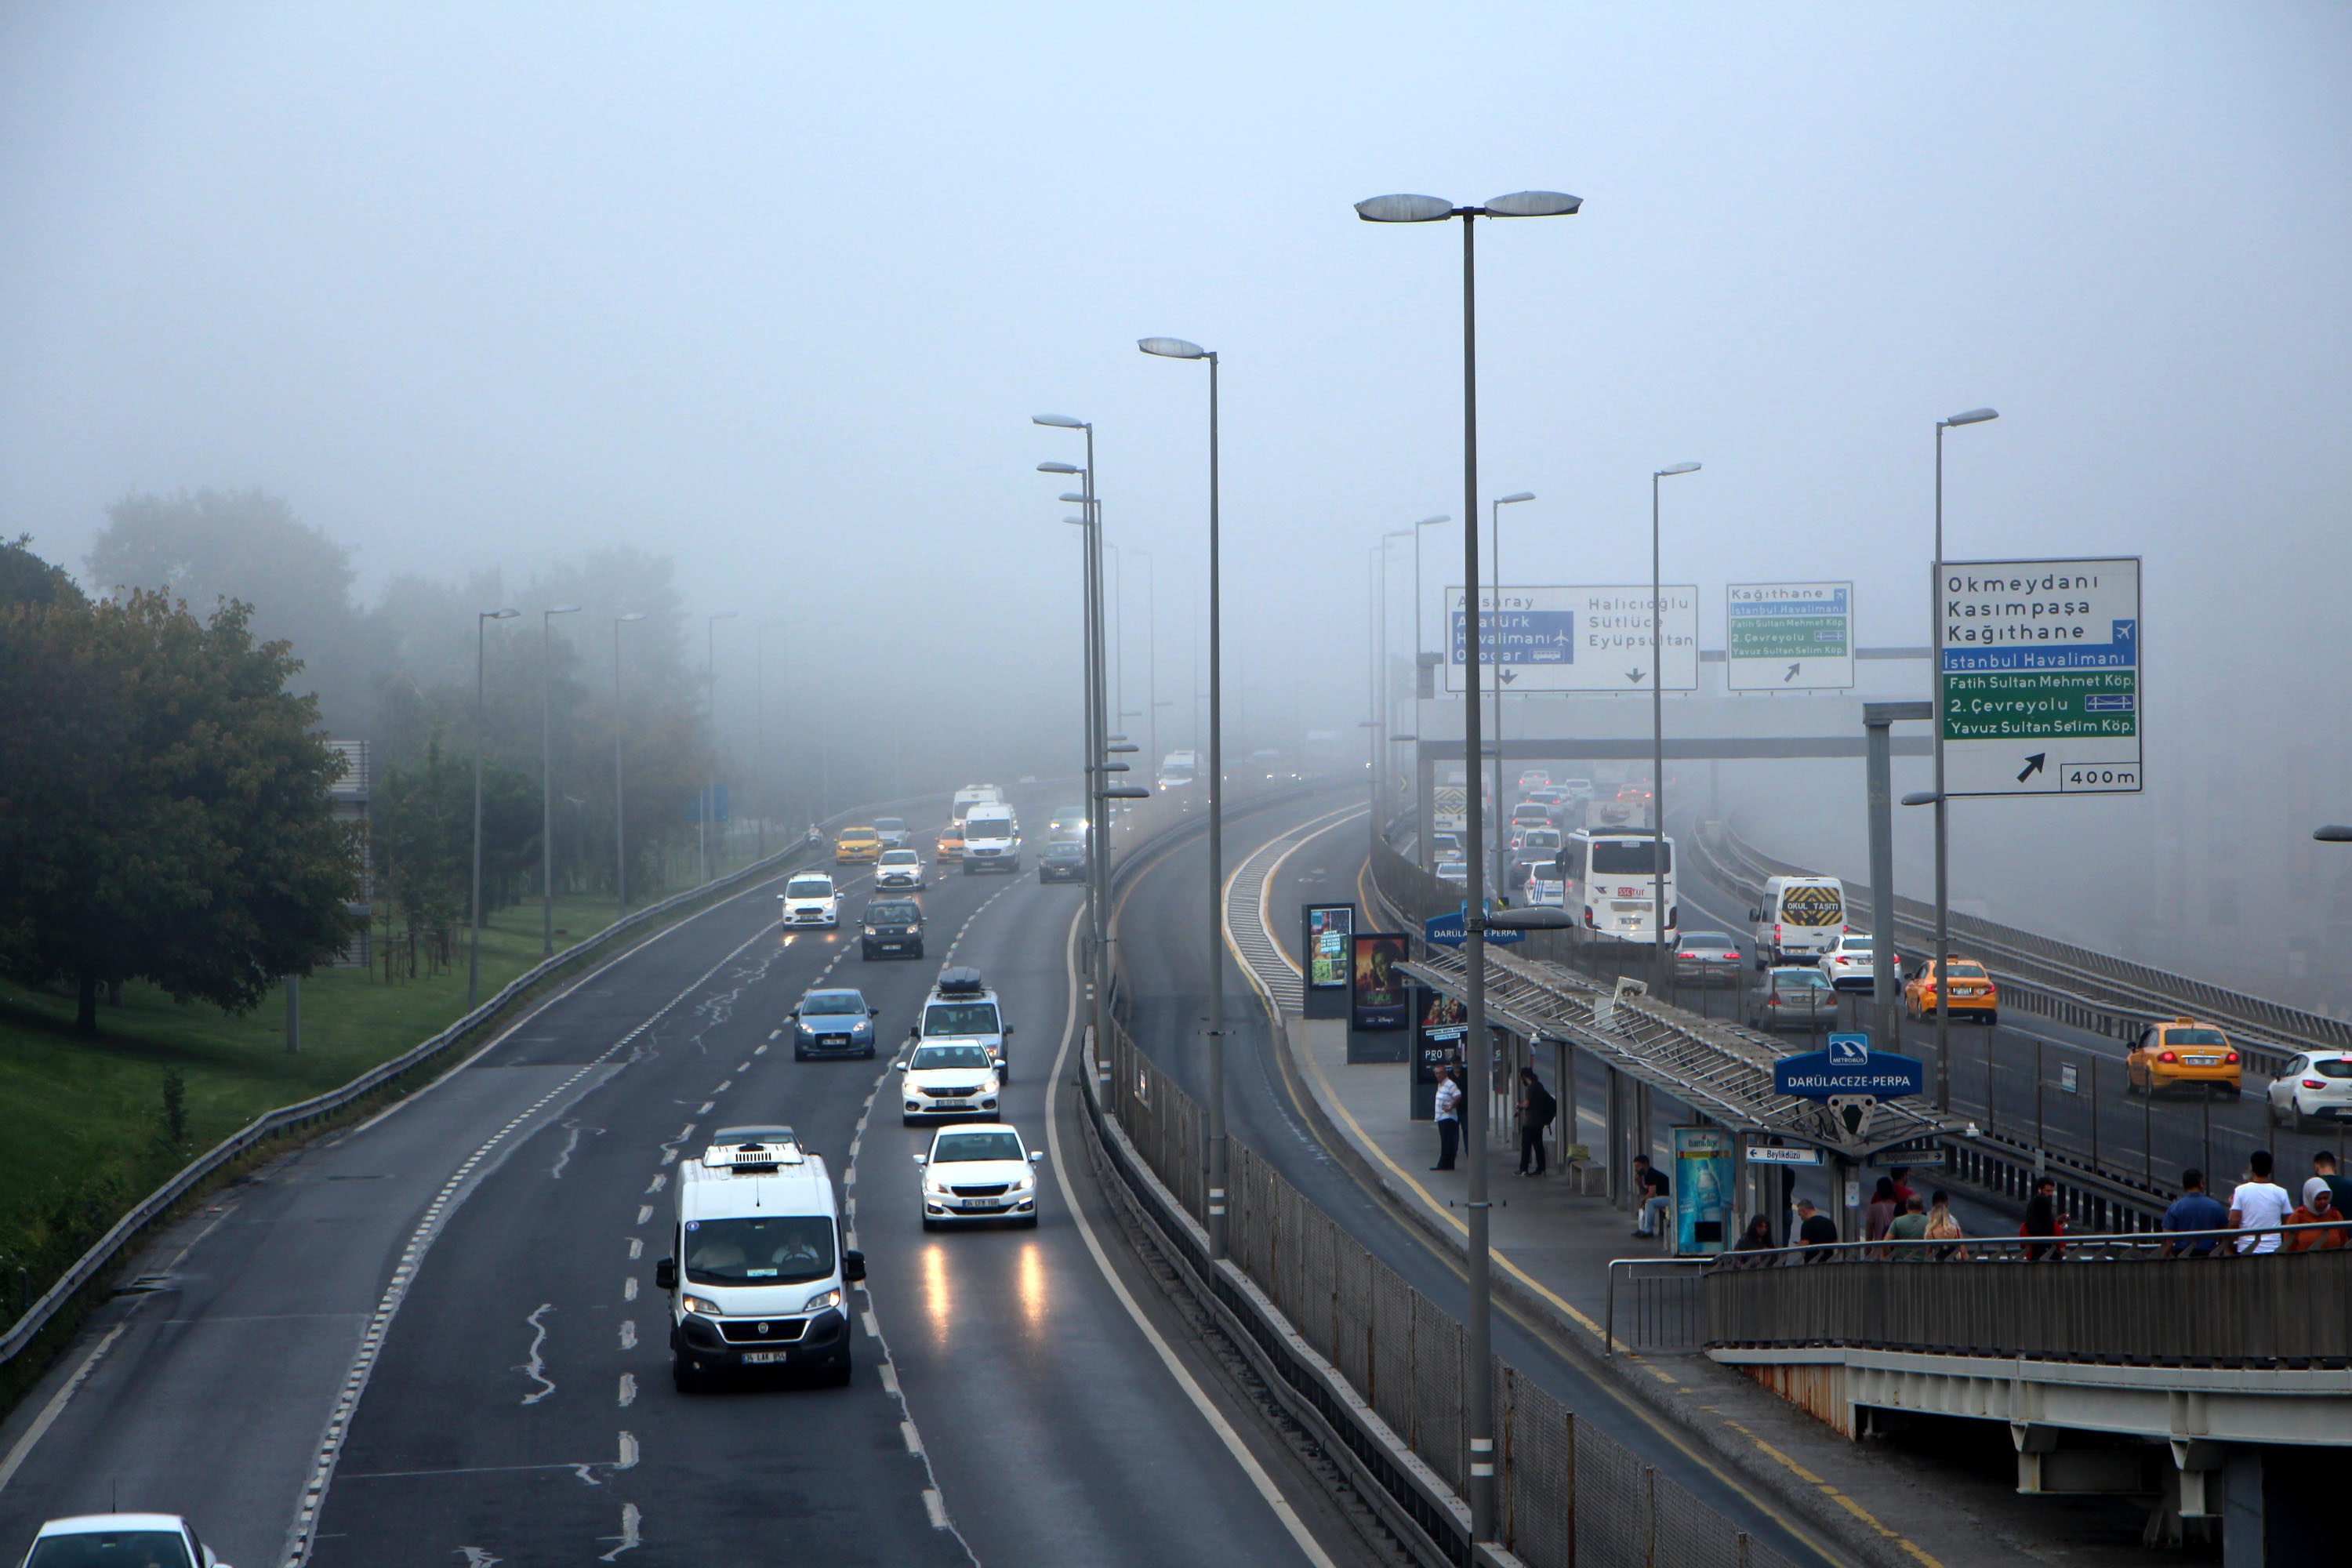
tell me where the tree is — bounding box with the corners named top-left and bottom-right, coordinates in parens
top-left (0, 579), bottom-right (360, 1033)
top-left (1, 535), bottom-right (85, 608)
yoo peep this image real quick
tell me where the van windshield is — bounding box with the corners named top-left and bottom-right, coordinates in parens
top-left (25, 1537), bottom-right (197, 1568)
top-left (925, 1002), bottom-right (1000, 1036)
top-left (1591, 840), bottom-right (1669, 875)
top-left (684, 1215), bottom-right (835, 1285)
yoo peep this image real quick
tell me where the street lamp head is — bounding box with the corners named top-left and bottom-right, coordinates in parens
top-left (1483, 191), bottom-right (1582, 218)
top-left (547, 603), bottom-right (584, 615)
top-left (1138, 336), bottom-right (1209, 360)
top-left (1497, 492), bottom-right (1536, 505)
top-left (484, 608), bottom-right (520, 620)
top-left (1038, 461), bottom-right (1082, 476)
top-left (1656, 463), bottom-right (1701, 478)
top-left (710, 611), bottom-right (740, 622)
top-left (1385, 528), bottom-right (1412, 539)
top-left (615, 612), bottom-right (648, 624)
top-left (1354, 194), bottom-right (1456, 223)
top-left (1063, 516), bottom-right (1086, 526)
top-left (1942, 408), bottom-right (2000, 428)
top-left (1058, 492), bottom-right (1087, 504)
top-left (1033, 413), bottom-right (1087, 430)
top-left (2315, 826), bottom-right (2352, 843)
top-left (1900, 790), bottom-right (1941, 807)
top-left (1415, 514), bottom-right (1450, 528)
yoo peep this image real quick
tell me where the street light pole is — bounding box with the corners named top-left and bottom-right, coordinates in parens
top-left (540, 604), bottom-right (583, 957)
top-left (702, 612), bottom-right (739, 884)
top-left (470, 606), bottom-right (519, 1009)
top-left (755, 620), bottom-right (784, 863)
top-left (1488, 492), bottom-right (1534, 898)
top-left (1138, 335), bottom-right (1227, 1259)
top-left (1650, 464), bottom-right (1700, 986)
top-left (1932, 408), bottom-right (1998, 1094)
top-left (1356, 185), bottom-right (1577, 1543)
top-left (1410, 514), bottom-right (1449, 844)
top-left (612, 612), bottom-right (646, 913)
top-left (1038, 425), bottom-right (1111, 1083)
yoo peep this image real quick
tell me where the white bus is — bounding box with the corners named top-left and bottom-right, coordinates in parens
top-left (1557, 827), bottom-right (1679, 944)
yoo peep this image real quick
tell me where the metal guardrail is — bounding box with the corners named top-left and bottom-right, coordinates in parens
top-left (0, 791), bottom-right (942, 1371)
top-left (1695, 818), bottom-right (2339, 1077)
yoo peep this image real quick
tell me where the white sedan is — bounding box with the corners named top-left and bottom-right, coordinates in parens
top-left (779, 872), bottom-right (840, 928)
top-left (20, 1515), bottom-right (230, 1568)
top-left (900, 1040), bottom-right (1001, 1123)
top-left (914, 1122), bottom-right (1043, 1229)
top-left (2267, 1052), bottom-right (2352, 1130)
top-left (875, 848), bottom-right (926, 890)
top-left (1817, 931), bottom-right (1889, 993)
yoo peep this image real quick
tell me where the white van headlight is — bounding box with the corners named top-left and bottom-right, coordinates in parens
top-left (804, 1289), bottom-right (841, 1313)
top-left (682, 1294), bottom-right (723, 1317)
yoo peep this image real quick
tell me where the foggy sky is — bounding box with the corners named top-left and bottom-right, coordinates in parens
top-left (5, 5), bottom-right (2350, 995)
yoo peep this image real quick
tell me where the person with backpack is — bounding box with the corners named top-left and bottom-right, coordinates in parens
top-left (1515, 1065), bottom-right (1557, 1176)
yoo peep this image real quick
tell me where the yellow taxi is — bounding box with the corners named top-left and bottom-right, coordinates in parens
top-left (834, 826), bottom-right (882, 864)
top-left (2125, 1018), bottom-right (2242, 1098)
top-left (936, 822), bottom-right (966, 862)
top-left (1903, 956), bottom-right (1998, 1025)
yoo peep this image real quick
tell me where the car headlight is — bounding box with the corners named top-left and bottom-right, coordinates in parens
top-left (854, 1020), bottom-right (873, 1036)
top-left (804, 1289), bottom-right (841, 1313)
top-left (863, 925), bottom-right (878, 935)
top-left (924, 1175), bottom-right (953, 1196)
top-left (683, 1294), bottom-right (723, 1317)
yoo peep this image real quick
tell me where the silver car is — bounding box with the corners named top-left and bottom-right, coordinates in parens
top-left (1671, 930), bottom-right (1742, 986)
top-left (1748, 966), bottom-right (1838, 1031)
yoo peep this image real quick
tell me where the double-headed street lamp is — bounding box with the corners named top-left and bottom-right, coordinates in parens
top-left (612, 612), bottom-right (648, 912)
top-left (540, 604), bottom-right (583, 958)
top-left (470, 605), bottom-right (520, 1010)
top-left (1650, 463), bottom-right (1700, 986)
top-left (1138, 332), bottom-right (1230, 1259)
top-left (1486, 491), bottom-right (1535, 895)
top-left (1356, 185), bottom-right (1578, 1542)
top-left (1929, 408), bottom-right (1999, 1102)
top-left (1036, 425), bottom-right (1113, 1075)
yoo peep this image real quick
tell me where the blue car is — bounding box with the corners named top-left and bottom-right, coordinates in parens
top-left (793, 988), bottom-right (878, 1060)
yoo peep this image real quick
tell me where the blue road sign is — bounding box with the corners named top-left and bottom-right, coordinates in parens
top-left (1773, 1047), bottom-right (1925, 1101)
top-left (1423, 906), bottom-right (1526, 949)
top-left (1826, 1033), bottom-right (1870, 1066)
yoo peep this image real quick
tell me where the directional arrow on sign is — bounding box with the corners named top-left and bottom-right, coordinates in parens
top-left (1625, 668), bottom-right (1646, 685)
top-left (1783, 662), bottom-right (1800, 683)
top-left (2017, 753), bottom-right (2047, 782)
top-left (1497, 668), bottom-right (1518, 684)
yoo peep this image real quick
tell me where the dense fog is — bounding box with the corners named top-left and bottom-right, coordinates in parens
top-left (5, 6), bottom-right (2347, 1004)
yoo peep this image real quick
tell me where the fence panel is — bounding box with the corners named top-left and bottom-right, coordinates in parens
top-left (1572, 1422), bottom-right (1652, 1568)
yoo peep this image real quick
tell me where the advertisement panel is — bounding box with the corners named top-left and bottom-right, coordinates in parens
top-left (1410, 986), bottom-right (1468, 1120)
top-left (1302, 904), bottom-right (1354, 989)
top-left (1937, 557), bottom-right (2142, 797)
top-left (1444, 586), bottom-right (1700, 693)
top-left (1671, 1125), bottom-right (1735, 1255)
top-left (1349, 933), bottom-right (1411, 1031)
top-left (1726, 582), bottom-right (1854, 691)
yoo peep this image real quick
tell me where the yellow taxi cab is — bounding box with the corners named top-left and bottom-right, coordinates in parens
top-left (834, 826), bottom-right (883, 864)
top-left (936, 822), bottom-right (966, 862)
top-left (2125, 1018), bottom-right (2242, 1098)
top-left (1903, 956), bottom-right (1998, 1025)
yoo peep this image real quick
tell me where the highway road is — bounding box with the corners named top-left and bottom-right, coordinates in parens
top-left (0, 791), bottom-right (1354, 1566)
top-left (1109, 788), bottom-right (1846, 1568)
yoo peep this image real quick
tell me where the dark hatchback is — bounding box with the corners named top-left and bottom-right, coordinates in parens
top-left (861, 898), bottom-right (925, 960)
top-left (1038, 837), bottom-right (1088, 884)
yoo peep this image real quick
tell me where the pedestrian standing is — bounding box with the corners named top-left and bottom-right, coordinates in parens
top-left (1923, 1189), bottom-right (1966, 1260)
top-left (1887, 1194), bottom-right (1929, 1259)
top-left (1430, 1066), bottom-right (1461, 1171)
top-left (2161, 1168), bottom-right (2229, 1258)
top-left (2287, 1179), bottom-right (2350, 1251)
top-left (1864, 1177), bottom-right (1899, 1245)
top-left (1887, 1166), bottom-right (1917, 1210)
top-left (2227, 1149), bottom-right (2293, 1255)
top-left (2021, 1175), bottom-right (2064, 1261)
top-left (1630, 1154), bottom-right (1672, 1239)
top-left (1515, 1065), bottom-right (1557, 1176)
top-left (2312, 1150), bottom-right (2352, 1221)
top-left (1794, 1198), bottom-right (1838, 1262)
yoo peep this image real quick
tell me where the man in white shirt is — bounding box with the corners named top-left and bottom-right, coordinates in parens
top-left (2228, 1149), bottom-right (2293, 1254)
top-left (1432, 1066), bottom-right (1461, 1171)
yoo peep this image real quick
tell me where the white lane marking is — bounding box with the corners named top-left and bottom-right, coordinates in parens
top-left (861, 1310), bottom-right (880, 1339)
top-left (626, 1237), bottom-right (643, 1260)
top-left (768, 1029), bottom-right (781, 1040)
top-left (517, 1304), bottom-right (557, 1405)
top-left (924, 1488), bottom-right (949, 1529)
top-left (597, 1502), bottom-right (641, 1562)
top-left (713, 1080), bottom-right (732, 1094)
top-left (754, 1044), bottom-right (768, 1055)
top-left (736, 1061), bottom-right (750, 1073)
top-left (459, 1549), bottom-right (501, 1568)
top-left (636, 1205), bottom-right (654, 1226)
top-left (644, 1174), bottom-right (666, 1195)
top-left (698, 1102), bottom-right (714, 1115)
top-left (623, 1278), bottom-right (637, 1302)
top-left (615, 1431), bottom-right (638, 1470)
top-left (879, 1362), bottom-right (899, 1396)
top-left (1046, 899), bottom-right (1339, 1568)
top-left (618, 1320), bottom-right (637, 1351)
top-left (617, 1374), bottom-right (636, 1408)
top-left (901, 1421), bottom-right (924, 1455)
top-left (0, 1323), bottom-right (128, 1494)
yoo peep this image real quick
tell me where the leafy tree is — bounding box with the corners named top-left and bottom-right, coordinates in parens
top-left (1, 535), bottom-right (85, 608)
top-left (0, 583), bottom-right (360, 1034)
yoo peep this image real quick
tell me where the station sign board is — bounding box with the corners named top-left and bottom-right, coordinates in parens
top-left (1423, 906), bottom-right (1525, 948)
top-left (1446, 586), bottom-right (1700, 694)
top-left (1726, 582), bottom-right (1854, 691)
top-left (1773, 1033), bottom-right (1926, 1100)
top-left (1938, 557), bottom-right (2142, 797)
top-left (1745, 1144), bottom-right (1823, 1167)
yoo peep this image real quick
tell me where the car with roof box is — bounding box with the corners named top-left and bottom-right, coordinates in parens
top-left (913, 967), bottom-right (1011, 1081)
top-left (655, 1126), bottom-right (862, 1389)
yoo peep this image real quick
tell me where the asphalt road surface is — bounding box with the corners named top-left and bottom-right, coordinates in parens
top-left (0, 792), bottom-right (1349, 1567)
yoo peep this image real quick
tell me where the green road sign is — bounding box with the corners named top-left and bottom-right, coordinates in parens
top-left (1726, 582), bottom-right (1854, 691)
top-left (1938, 557), bottom-right (2141, 796)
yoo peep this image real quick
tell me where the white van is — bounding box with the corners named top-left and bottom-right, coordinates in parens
top-left (961, 803), bottom-right (1021, 873)
top-left (655, 1126), bottom-right (862, 1390)
top-left (1750, 875), bottom-right (1847, 967)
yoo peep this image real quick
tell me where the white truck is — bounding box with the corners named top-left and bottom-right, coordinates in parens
top-left (1750, 875), bottom-right (1848, 967)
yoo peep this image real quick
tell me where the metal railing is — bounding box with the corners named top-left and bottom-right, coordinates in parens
top-left (1098, 1015), bottom-right (1803, 1568)
top-left (0, 789), bottom-right (940, 1371)
top-left (1700, 1228), bottom-right (2352, 1367)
